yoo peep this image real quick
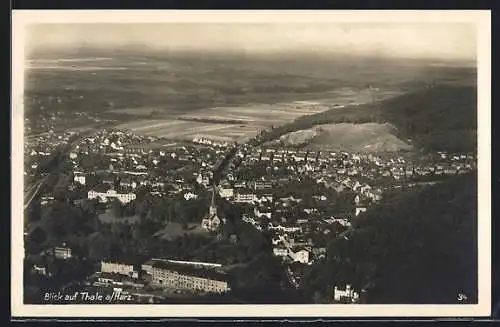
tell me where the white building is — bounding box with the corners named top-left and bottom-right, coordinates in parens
top-left (254, 194), bottom-right (273, 204)
top-left (101, 261), bottom-right (138, 278)
top-left (88, 189), bottom-right (136, 204)
top-left (289, 249), bottom-right (310, 264)
top-left (54, 247), bottom-right (72, 260)
top-left (273, 247), bottom-right (288, 257)
top-left (269, 225), bottom-right (301, 233)
top-left (120, 179), bottom-right (137, 189)
top-left (333, 284), bottom-right (360, 303)
top-left (254, 207), bottom-right (272, 219)
top-left (355, 207), bottom-right (367, 216)
top-left (184, 192), bottom-right (198, 201)
top-left (196, 174), bottom-right (210, 186)
top-left (234, 192), bottom-right (256, 203)
top-left (74, 175), bottom-right (86, 185)
top-left (218, 187), bottom-right (234, 199)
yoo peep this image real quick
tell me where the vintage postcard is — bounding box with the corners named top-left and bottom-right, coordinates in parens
top-left (11, 10), bottom-right (491, 318)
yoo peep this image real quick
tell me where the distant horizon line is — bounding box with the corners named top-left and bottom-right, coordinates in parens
top-left (28, 45), bottom-right (477, 67)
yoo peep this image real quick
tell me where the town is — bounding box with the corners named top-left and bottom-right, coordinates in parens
top-left (24, 125), bottom-right (477, 304)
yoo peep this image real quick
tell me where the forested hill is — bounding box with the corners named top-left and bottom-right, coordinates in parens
top-left (258, 84), bottom-right (477, 152)
top-left (380, 84), bottom-right (477, 152)
top-left (302, 171), bottom-right (478, 304)
top-left (382, 84), bottom-right (476, 132)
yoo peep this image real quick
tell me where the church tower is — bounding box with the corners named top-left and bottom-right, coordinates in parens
top-left (202, 185), bottom-right (222, 232)
top-left (209, 185), bottom-right (217, 217)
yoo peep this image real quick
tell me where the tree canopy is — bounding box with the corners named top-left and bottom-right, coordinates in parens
top-left (301, 172), bottom-right (478, 304)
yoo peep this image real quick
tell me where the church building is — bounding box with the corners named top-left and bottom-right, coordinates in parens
top-left (201, 185), bottom-right (224, 232)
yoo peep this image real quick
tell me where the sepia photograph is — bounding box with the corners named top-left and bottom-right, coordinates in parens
top-left (11, 10), bottom-right (491, 318)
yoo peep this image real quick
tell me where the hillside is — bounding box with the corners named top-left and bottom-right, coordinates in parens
top-left (272, 123), bottom-right (413, 152)
top-left (260, 84), bottom-right (477, 152)
top-left (381, 84), bottom-right (477, 152)
top-left (301, 172), bottom-right (478, 304)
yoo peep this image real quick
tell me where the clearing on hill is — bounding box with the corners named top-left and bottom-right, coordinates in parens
top-left (277, 123), bottom-right (412, 152)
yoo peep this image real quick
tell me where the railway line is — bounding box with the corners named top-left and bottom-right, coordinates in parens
top-left (24, 129), bottom-right (96, 210)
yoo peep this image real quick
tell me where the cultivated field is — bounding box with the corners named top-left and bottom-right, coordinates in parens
top-left (26, 50), bottom-right (474, 150)
top-left (114, 88), bottom-right (404, 143)
top-left (277, 123), bottom-right (413, 152)
top-left (115, 119), bottom-right (259, 142)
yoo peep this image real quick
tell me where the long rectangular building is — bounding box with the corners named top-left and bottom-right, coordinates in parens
top-left (142, 260), bottom-right (230, 294)
top-left (100, 260), bottom-right (139, 278)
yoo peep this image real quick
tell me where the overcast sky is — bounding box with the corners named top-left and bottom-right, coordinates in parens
top-left (26, 23), bottom-right (477, 61)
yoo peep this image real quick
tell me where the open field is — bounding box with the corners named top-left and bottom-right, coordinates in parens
top-left (114, 88), bottom-right (404, 142)
top-left (26, 49), bottom-right (476, 151)
top-left (115, 119), bottom-right (260, 142)
top-left (179, 88), bottom-right (403, 125)
top-left (276, 123), bottom-right (413, 152)
top-left (26, 49), bottom-right (474, 120)
top-left (108, 107), bottom-right (164, 116)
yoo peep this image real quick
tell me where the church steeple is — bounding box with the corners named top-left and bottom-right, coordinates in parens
top-left (209, 185), bottom-right (217, 217)
top-left (202, 184), bottom-right (223, 232)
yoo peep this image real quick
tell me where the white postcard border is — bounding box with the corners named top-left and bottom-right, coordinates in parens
top-left (11, 10), bottom-right (491, 318)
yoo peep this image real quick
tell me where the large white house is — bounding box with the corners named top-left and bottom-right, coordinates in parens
top-left (254, 207), bottom-right (272, 219)
top-left (289, 248), bottom-right (310, 264)
top-left (234, 192), bottom-right (256, 203)
top-left (100, 261), bottom-right (138, 278)
top-left (184, 192), bottom-right (198, 201)
top-left (88, 189), bottom-right (136, 204)
top-left (355, 207), bottom-right (367, 216)
top-left (333, 284), bottom-right (360, 303)
top-left (74, 174), bottom-right (86, 185)
top-left (273, 247), bottom-right (288, 257)
top-left (218, 186), bottom-right (234, 199)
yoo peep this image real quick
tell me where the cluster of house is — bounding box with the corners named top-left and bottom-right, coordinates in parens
top-left (209, 146), bottom-right (478, 266)
top-left (230, 146), bottom-right (476, 184)
top-left (62, 129), bottom-right (228, 195)
top-left (25, 90), bottom-right (104, 131)
top-left (54, 128), bottom-right (224, 178)
top-left (271, 233), bottom-right (315, 264)
top-left (87, 188), bottom-right (137, 204)
top-left (30, 245), bottom-right (74, 276)
top-left (24, 129), bottom-right (81, 175)
top-left (90, 258), bottom-right (230, 295)
top-left (26, 128), bottom-right (229, 210)
top-left (192, 137), bottom-right (230, 148)
top-left (236, 194), bottom-right (346, 265)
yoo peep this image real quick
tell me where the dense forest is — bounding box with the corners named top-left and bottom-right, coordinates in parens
top-left (301, 171), bottom-right (478, 304)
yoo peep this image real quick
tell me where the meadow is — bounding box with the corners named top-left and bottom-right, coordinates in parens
top-left (114, 88), bottom-right (404, 142)
top-left (274, 123), bottom-right (413, 152)
top-left (25, 49), bottom-right (476, 150)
